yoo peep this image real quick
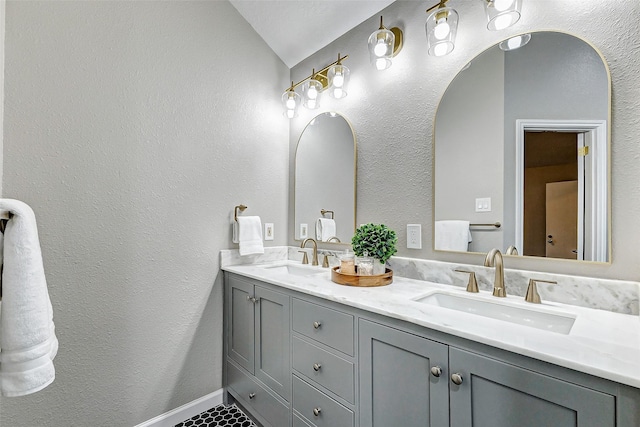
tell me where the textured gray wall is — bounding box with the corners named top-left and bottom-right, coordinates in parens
top-left (288, 0), bottom-right (640, 280)
top-left (0, 1), bottom-right (288, 426)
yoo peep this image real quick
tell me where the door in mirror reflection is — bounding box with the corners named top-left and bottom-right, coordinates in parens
top-left (294, 112), bottom-right (356, 243)
top-left (434, 31), bottom-right (610, 262)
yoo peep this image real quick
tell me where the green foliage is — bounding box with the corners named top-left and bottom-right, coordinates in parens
top-left (351, 223), bottom-right (398, 264)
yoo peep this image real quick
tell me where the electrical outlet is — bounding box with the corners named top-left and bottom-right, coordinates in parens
top-left (407, 224), bottom-right (422, 249)
top-left (300, 223), bottom-right (308, 239)
top-left (264, 223), bottom-right (274, 241)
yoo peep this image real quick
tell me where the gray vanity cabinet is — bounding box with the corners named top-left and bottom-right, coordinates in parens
top-left (359, 319), bottom-right (450, 427)
top-left (449, 347), bottom-right (615, 427)
top-left (225, 274), bottom-right (291, 427)
top-left (224, 272), bottom-right (637, 427)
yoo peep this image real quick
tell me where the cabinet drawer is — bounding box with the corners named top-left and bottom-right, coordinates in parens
top-left (293, 375), bottom-right (354, 427)
top-left (227, 361), bottom-right (290, 427)
top-left (293, 336), bottom-right (355, 403)
top-left (294, 413), bottom-right (314, 427)
top-left (292, 298), bottom-right (354, 355)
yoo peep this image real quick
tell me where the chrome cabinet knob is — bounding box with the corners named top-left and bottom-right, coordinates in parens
top-left (430, 366), bottom-right (442, 377)
top-left (451, 373), bottom-right (463, 385)
top-left (313, 407), bottom-right (322, 416)
top-left (248, 392), bottom-right (256, 399)
top-left (313, 363), bottom-right (322, 372)
top-left (313, 321), bottom-right (322, 329)
top-left (246, 296), bottom-right (259, 303)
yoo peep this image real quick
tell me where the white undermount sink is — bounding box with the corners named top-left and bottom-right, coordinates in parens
top-left (260, 263), bottom-right (325, 277)
top-left (413, 291), bottom-right (576, 334)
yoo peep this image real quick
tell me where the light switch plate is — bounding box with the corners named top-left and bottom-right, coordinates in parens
top-left (264, 223), bottom-right (274, 240)
top-left (299, 223), bottom-right (308, 239)
top-left (475, 197), bottom-right (492, 212)
top-left (407, 224), bottom-right (422, 249)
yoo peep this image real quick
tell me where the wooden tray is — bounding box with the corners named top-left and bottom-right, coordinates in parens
top-left (331, 266), bottom-right (393, 287)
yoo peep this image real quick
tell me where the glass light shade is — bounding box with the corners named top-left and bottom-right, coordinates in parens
top-left (302, 78), bottom-right (323, 109)
top-left (327, 64), bottom-right (350, 99)
top-left (426, 7), bottom-right (458, 57)
top-left (482, 0), bottom-right (522, 31)
top-left (368, 28), bottom-right (395, 70)
top-left (282, 89), bottom-right (301, 119)
top-left (499, 33), bottom-right (531, 51)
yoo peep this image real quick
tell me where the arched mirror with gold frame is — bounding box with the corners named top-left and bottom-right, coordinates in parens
top-left (433, 31), bottom-right (611, 263)
top-left (294, 112), bottom-right (357, 244)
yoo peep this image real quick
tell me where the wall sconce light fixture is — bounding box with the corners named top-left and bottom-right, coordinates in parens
top-left (481, 0), bottom-right (522, 31)
top-left (302, 73), bottom-right (324, 110)
top-left (368, 16), bottom-right (404, 71)
top-left (282, 85), bottom-right (302, 119)
top-left (426, 0), bottom-right (459, 57)
top-left (281, 54), bottom-right (350, 119)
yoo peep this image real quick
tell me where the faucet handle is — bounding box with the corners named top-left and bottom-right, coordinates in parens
top-left (454, 269), bottom-right (479, 293)
top-left (525, 279), bottom-right (557, 304)
top-left (322, 253), bottom-right (331, 268)
top-left (299, 251), bottom-right (309, 265)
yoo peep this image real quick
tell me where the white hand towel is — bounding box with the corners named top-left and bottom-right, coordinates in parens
top-left (237, 216), bottom-right (264, 256)
top-left (316, 218), bottom-right (336, 242)
top-left (435, 220), bottom-right (472, 252)
top-left (0, 199), bottom-right (58, 397)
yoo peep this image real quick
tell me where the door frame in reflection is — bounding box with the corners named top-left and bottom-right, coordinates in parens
top-left (515, 119), bottom-right (608, 262)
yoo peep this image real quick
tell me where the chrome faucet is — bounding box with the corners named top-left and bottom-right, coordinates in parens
top-left (484, 248), bottom-right (506, 297)
top-left (300, 238), bottom-right (319, 266)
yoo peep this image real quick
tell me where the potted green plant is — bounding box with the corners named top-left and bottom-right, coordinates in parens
top-left (351, 223), bottom-right (398, 275)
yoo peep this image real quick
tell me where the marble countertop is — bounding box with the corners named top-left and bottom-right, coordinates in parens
top-left (223, 261), bottom-right (640, 389)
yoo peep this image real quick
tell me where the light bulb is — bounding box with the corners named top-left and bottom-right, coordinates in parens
top-left (333, 73), bottom-right (344, 87)
top-left (375, 58), bottom-right (388, 70)
top-left (434, 19), bottom-right (451, 40)
top-left (307, 85), bottom-right (318, 100)
top-left (333, 88), bottom-right (343, 98)
top-left (374, 39), bottom-right (388, 57)
top-left (507, 36), bottom-right (522, 50)
top-left (285, 96), bottom-right (296, 110)
top-left (434, 43), bottom-right (449, 57)
top-left (493, 14), bottom-right (513, 30)
top-left (286, 109), bottom-right (295, 119)
top-left (493, 0), bottom-right (514, 12)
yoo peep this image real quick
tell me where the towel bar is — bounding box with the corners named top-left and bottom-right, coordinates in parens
top-left (234, 204), bottom-right (247, 222)
top-left (470, 222), bottom-right (501, 228)
top-left (320, 209), bottom-right (334, 219)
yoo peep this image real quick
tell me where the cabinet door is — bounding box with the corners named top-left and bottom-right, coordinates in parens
top-left (359, 320), bottom-right (449, 427)
top-left (226, 277), bottom-right (255, 374)
top-left (449, 347), bottom-right (615, 427)
top-left (255, 285), bottom-right (291, 401)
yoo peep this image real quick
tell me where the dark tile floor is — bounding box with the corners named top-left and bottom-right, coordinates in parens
top-left (175, 403), bottom-right (256, 427)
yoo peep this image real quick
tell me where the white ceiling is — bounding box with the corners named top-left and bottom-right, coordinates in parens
top-left (229, 0), bottom-right (396, 68)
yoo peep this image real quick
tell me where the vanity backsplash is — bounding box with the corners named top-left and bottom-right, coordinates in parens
top-left (220, 246), bottom-right (640, 315)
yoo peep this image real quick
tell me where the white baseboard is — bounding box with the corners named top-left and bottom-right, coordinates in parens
top-left (134, 389), bottom-right (224, 427)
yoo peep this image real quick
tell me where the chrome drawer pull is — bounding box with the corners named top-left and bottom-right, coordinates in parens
top-left (313, 321), bottom-right (322, 329)
top-left (313, 407), bottom-right (322, 416)
top-left (248, 392), bottom-right (256, 399)
top-left (313, 363), bottom-right (322, 372)
top-left (430, 366), bottom-right (442, 377)
top-left (451, 373), bottom-right (463, 385)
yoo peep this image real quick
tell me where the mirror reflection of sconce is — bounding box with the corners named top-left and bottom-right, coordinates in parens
top-left (426, 0), bottom-right (524, 57)
top-left (281, 53), bottom-right (350, 119)
top-left (368, 16), bottom-right (404, 71)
